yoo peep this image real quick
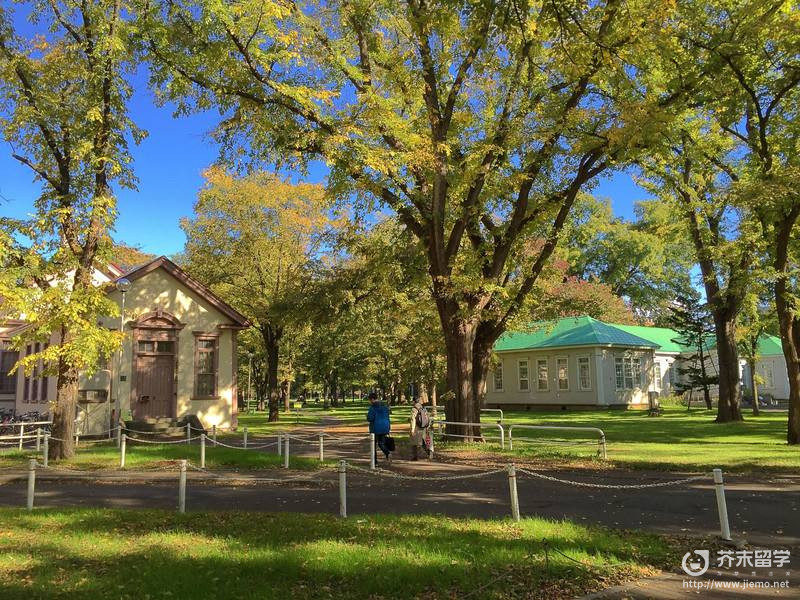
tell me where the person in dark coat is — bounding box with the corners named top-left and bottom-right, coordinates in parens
top-left (366, 392), bottom-right (392, 464)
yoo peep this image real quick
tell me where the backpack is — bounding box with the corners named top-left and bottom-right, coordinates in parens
top-left (415, 405), bottom-right (430, 429)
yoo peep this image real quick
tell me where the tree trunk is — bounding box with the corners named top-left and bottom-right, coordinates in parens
top-left (261, 325), bottom-right (282, 422)
top-left (697, 348), bottom-right (713, 410)
top-left (442, 316), bottom-right (479, 439)
top-left (419, 383), bottom-right (429, 405)
top-left (713, 316), bottom-right (743, 422)
top-left (50, 325), bottom-right (78, 460)
top-left (748, 359), bottom-right (760, 417)
top-left (281, 379), bottom-right (290, 412)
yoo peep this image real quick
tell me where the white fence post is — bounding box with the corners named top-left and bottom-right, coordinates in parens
top-left (116, 425), bottom-right (121, 448)
top-left (36, 428), bottom-right (41, 452)
top-left (369, 433), bottom-right (376, 470)
top-left (74, 432), bottom-right (79, 448)
top-left (713, 468), bottom-right (732, 541)
top-left (200, 434), bottom-right (206, 469)
top-left (120, 434), bottom-right (127, 468)
top-left (318, 434), bottom-right (324, 462)
top-left (338, 460), bottom-right (347, 518)
top-left (212, 425), bottom-right (217, 446)
top-left (178, 460), bottom-right (187, 514)
top-left (600, 434), bottom-right (607, 460)
top-left (508, 463), bottom-right (520, 522)
top-left (277, 433), bottom-right (282, 456)
top-left (42, 435), bottom-right (49, 468)
top-left (283, 435), bottom-right (290, 469)
top-left (18, 426), bottom-right (24, 451)
top-left (243, 427), bottom-right (248, 449)
top-left (27, 458), bottom-right (36, 510)
top-left (186, 423), bottom-right (191, 444)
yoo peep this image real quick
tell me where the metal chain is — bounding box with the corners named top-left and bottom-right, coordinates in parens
top-left (208, 439), bottom-right (278, 450)
top-left (516, 468), bottom-right (710, 489)
top-left (126, 435), bottom-right (203, 445)
top-left (348, 464), bottom-right (506, 481)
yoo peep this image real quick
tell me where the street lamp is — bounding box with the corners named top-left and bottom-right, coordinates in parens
top-left (114, 278), bottom-right (131, 424)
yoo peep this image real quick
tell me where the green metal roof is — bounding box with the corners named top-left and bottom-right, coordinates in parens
top-left (707, 333), bottom-right (784, 356)
top-left (610, 323), bottom-right (687, 353)
top-left (495, 316), bottom-right (659, 352)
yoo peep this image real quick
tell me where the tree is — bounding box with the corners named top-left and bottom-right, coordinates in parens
top-left (144, 0), bottom-right (686, 436)
top-left (738, 294), bottom-right (776, 417)
top-left (638, 127), bottom-right (757, 423)
top-left (109, 241), bottom-right (155, 271)
top-left (678, 1), bottom-right (800, 441)
top-left (0, 1), bottom-right (140, 459)
top-left (666, 292), bottom-right (718, 410)
top-left (564, 196), bottom-right (695, 321)
top-left (180, 167), bottom-right (331, 421)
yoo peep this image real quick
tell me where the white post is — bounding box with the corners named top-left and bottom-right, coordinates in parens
top-left (36, 428), bottom-right (41, 452)
top-left (186, 422), bottom-right (191, 444)
top-left (120, 434), bottom-right (127, 468)
top-left (200, 434), bottom-right (206, 469)
top-left (370, 433), bottom-right (376, 470)
top-left (178, 459), bottom-right (187, 514)
top-left (283, 435), bottom-right (290, 469)
top-left (600, 434), bottom-right (607, 460)
top-left (74, 432), bottom-right (79, 448)
top-left (243, 427), bottom-right (248, 449)
top-left (712, 468), bottom-right (732, 541)
top-left (508, 463), bottom-right (520, 522)
top-left (338, 460), bottom-right (347, 518)
top-left (27, 458), bottom-right (36, 511)
top-left (277, 433), bottom-right (282, 456)
top-left (212, 425), bottom-right (217, 446)
top-left (429, 428), bottom-right (435, 458)
top-left (116, 425), bottom-right (121, 448)
top-left (42, 435), bottom-right (49, 468)
top-left (18, 425), bottom-right (24, 451)
top-left (318, 434), bottom-right (324, 462)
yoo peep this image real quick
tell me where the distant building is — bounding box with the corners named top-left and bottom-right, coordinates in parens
top-left (0, 256), bottom-right (248, 432)
top-left (486, 316), bottom-right (786, 409)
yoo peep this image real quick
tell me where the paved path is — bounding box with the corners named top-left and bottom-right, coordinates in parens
top-left (2, 416), bottom-right (798, 598)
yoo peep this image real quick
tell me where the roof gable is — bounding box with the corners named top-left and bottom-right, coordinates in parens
top-left (118, 257), bottom-right (249, 328)
top-left (495, 316), bottom-right (659, 352)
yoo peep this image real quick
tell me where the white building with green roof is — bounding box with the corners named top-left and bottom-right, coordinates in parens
top-left (487, 316), bottom-right (788, 409)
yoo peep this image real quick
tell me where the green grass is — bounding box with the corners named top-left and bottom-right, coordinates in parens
top-left (231, 409), bottom-right (322, 436)
top-left (443, 406), bottom-right (799, 473)
top-left (0, 508), bottom-right (677, 599)
top-left (0, 442), bottom-right (323, 471)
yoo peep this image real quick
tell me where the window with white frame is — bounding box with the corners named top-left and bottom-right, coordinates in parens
top-left (762, 363), bottom-right (774, 388)
top-left (578, 356), bottom-right (591, 391)
top-left (653, 363), bottom-right (662, 391)
top-left (616, 355), bottom-right (643, 391)
top-left (537, 358), bottom-right (549, 391)
top-left (518, 359), bottom-right (529, 391)
top-left (493, 363), bottom-right (504, 392)
top-left (557, 357), bottom-right (569, 391)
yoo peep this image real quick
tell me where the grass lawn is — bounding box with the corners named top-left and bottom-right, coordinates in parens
top-left (438, 406), bottom-right (799, 473)
top-left (0, 508), bottom-right (677, 599)
top-left (230, 409), bottom-right (322, 436)
top-left (0, 441), bottom-right (323, 471)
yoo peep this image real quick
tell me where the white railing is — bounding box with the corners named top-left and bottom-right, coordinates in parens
top-left (433, 420), bottom-right (505, 449)
top-left (480, 408), bottom-right (504, 423)
top-left (507, 424), bottom-right (607, 459)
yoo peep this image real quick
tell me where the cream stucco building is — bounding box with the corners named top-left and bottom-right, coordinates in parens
top-left (0, 256), bottom-right (248, 433)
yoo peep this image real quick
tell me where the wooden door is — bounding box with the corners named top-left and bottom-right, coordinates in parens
top-left (134, 354), bottom-right (175, 419)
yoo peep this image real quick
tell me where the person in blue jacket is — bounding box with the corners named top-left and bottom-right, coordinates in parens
top-left (366, 392), bottom-right (392, 464)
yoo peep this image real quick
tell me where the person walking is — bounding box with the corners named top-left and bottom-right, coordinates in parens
top-left (409, 397), bottom-right (432, 460)
top-left (366, 392), bottom-right (392, 464)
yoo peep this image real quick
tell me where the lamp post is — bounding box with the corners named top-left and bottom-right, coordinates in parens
top-left (114, 278), bottom-right (131, 424)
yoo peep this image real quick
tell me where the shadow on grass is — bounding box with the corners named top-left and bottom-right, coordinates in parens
top-left (0, 508), bottom-right (676, 599)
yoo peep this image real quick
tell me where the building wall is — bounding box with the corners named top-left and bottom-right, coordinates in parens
top-left (105, 267), bottom-right (237, 429)
top-left (487, 347), bottom-right (655, 408)
top-left (739, 355), bottom-right (789, 400)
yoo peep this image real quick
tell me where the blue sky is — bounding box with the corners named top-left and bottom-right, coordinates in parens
top-left (0, 71), bottom-right (651, 257)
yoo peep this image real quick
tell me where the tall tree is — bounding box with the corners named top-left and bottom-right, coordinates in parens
top-left (639, 128), bottom-right (756, 422)
top-left (0, 1), bottom-right (140, 459)
top-left (678, 0), bottom-right (800, 440)
top-left (180, 167), bottom-right (331, 421)
top-left (666, 292), bottom-right (718, 410)
top-left (144, 0), bottom-right (685, 435)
